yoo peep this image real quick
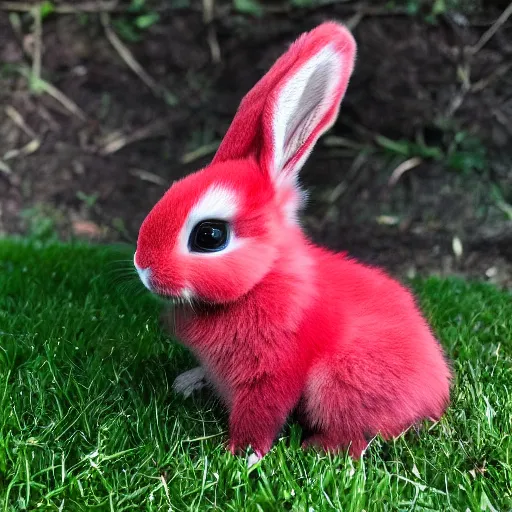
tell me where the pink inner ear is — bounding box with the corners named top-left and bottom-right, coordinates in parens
top-left (211, 22), bottom-right (356, 170)
top-left (263, 48), bottom-right (344, 186)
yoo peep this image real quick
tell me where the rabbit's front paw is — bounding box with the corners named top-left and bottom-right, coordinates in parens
top-left (246, 452), bottom-right (261, 468)
top-left (172, 367), bottom-right (207, 398)
top-left (228, 431), bottom-right (272, 460)
top-left (226, 439), bottom-right (262, 468)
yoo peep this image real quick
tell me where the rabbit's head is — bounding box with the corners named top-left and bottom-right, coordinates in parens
top-left (134, 22), bottom-right (356, 304)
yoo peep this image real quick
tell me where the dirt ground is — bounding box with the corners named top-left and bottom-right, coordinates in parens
top-left (0, 1), bottom-right (511, 288)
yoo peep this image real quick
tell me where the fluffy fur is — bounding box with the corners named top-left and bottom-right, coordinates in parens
top-left (134, 21), bottom-right (452, 459)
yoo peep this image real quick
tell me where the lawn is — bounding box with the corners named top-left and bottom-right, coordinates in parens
top-left (0, 238), bottom-right (510, 511)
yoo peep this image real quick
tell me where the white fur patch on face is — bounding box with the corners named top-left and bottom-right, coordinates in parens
top-left (272, 44), bottom-right (342, 187)
top-left (133, 252), bottom-right (153, 291)
top-left (178, 184), bottom-right (243, 256)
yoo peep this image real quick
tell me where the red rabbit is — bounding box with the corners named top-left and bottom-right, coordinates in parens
top-left (134, 21), bottom-right (452, 463)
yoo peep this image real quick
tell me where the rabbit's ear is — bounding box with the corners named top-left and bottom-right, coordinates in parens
top-left (212, 22), bottom-right (356, 188)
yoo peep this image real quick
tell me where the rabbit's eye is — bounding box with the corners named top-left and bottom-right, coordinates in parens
top-left (189, 220), bottom-right (230, 253)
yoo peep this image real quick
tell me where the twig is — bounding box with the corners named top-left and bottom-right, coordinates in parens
top-left (326, 182), bottom-right (347, 204)
top-left (471, 61), bottom-right (512, 92)
top-left (5, 105), bottom-right (37, 138)
top-left (329, 149), bottom-right (369, 202)
top-left (445, 4), bottom-right (512, 117)
top-left (322, 135), bottom-right (366, 151)
top-left (3, 138), bottom-right (40, 161)
top-left (340, 4), bottom-right (410, 31)
top-left (31, 2), bottom-right (42, 85)
top-left (207, 25), bottom-right (221, 64)
top-left (7, 6), bottom-right (22, 38)
top-left (388, 157), bottom-right (423, 187)
top-left (492, 108), bottom-right (512, 137)
top-left (0, 1), bottom-right (120, 13)
top-left (180, 142), bottom-right (220, 164)
top-left (97, 120), bottom-right (168, 155)
top-left (470, 2), bottom-right (512, 55)
top-left (203, 0), bottom-right (214, 24)
top-left (129, 169), bottom-right (167, 187)
top-left (445, 63), bottom-right (471, 117)
top-left (100, 13), bottom-right (157, 92)
top-left (0, 160), bottom-right (12, 174)
top-left (100, 13), bottom-right (176, 104)
top-left (495, 200), bottom-right (512, 220)
top-left (203, 0), bottom-right (221, 63)
top-left (16, 67), bottom-right (87, 121)
top-left (490, 185), bottom-right (512, 221)
top-left (344, 10), bottom-right (364, 31)
top-left (36, 76), bottom-right (87, 120)
top-left (34, 102), bottom-right (60, 131)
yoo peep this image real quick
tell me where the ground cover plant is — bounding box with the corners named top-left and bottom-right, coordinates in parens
top-left (0, 238), bottom-right (510, 511)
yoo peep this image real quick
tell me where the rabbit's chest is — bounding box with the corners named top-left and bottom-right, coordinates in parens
top-left (177, 310), bottom-right (287, 402)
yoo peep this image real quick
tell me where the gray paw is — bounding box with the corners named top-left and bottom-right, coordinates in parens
top-left (172, 367), bottom-right (207, 398)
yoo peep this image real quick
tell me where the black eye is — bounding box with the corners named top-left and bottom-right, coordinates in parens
top-left (189, 220), bottom-right (230, 253)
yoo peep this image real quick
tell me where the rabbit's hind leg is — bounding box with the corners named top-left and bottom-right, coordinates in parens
top-left (299, 360), bottom-right (372, 458)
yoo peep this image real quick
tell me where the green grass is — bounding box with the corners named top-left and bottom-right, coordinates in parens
top-left (0, 238), bottom-right (510, 511)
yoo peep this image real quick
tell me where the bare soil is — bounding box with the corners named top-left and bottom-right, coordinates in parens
top-left (0, 1), bottom-right (511, 288)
